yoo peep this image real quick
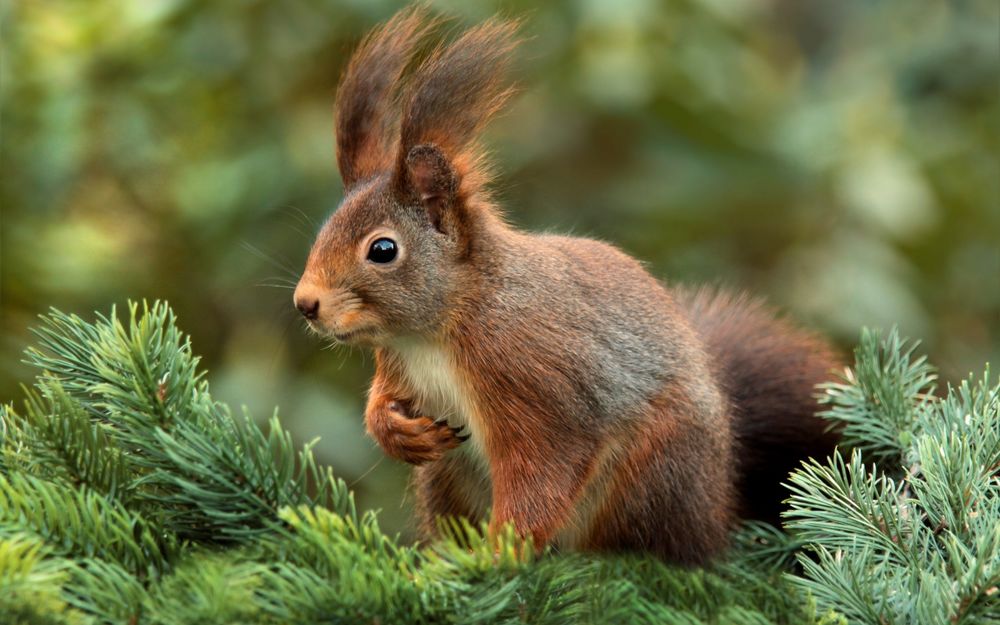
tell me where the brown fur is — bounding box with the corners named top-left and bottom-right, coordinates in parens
top-left (334, 7), bottom-right (435, 189)
top-left (673, 288), bottom-right (843, 525)
top-left (294, 9), bottom-right (841, 566)
top-left (394, 17), bottom-right (518, 203)
top-left (365, 350), bottom-right (464, 464)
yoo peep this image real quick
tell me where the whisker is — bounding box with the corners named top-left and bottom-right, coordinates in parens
top-left (267, 306), bottom-right (299, 378)
top-left (348, 456), bottom-right (385, 488)
top-left (242, 241), bottom-right (301, 279)
top-left (261, 274), bottom-right (298, 284)
top-left (285, 205), bottom-right (320, 231)
top-left (281, 220), bottom-right (311, 242)
top-left (255, 274), bottom-right (298, 291)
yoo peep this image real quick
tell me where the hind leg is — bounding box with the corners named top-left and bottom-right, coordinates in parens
top-left (412, 449), bottom-right (492, 539)
top-left (583, 416), bottom-right (735, 566)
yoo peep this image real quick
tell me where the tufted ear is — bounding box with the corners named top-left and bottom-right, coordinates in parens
top-left (404, 144), bottom-right (457, 233)
top-left (334, 8), bottom-right (434, 189)
top-left (391, 17), bottom-right (520, 246)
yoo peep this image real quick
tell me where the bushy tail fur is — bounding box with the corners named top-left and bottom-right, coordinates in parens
top-left (675, 287), bottom-right (842, 525)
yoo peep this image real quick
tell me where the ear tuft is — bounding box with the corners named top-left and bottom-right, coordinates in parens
top-left (396, 17), bottom-right (520, 202)
top-left (335, 7), bottom-right (436, 189)
top-left (405, 144), bottom-right (456, 232)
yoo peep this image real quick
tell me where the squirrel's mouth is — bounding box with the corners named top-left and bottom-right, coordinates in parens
top-left (331, 326), bottom-right (378, 344)
top-left (301, 317), bottom-right (378, 346)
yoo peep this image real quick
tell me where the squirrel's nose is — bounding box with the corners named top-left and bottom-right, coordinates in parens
top-left (296, 298), bottom-right (319, 320)
top-left (293, 284), bottom-right (321, 321)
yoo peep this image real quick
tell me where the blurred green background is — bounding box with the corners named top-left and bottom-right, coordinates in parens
top-left (3, 0), bottom-right (998, 539)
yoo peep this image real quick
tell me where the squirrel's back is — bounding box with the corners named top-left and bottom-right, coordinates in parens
top-left (674, 287), bottom-right (841, 524)
top-left (507, 237), bottom-right (841, 525)
top-left (470, 230), bottom-right (723, 432)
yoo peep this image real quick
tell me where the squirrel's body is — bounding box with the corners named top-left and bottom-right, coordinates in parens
top-left (380, 221), bottom-right (836, 562)
top-left (294, 9), bottom-right (840, 565)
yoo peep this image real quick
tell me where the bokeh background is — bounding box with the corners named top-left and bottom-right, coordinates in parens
top-left (3, 0), bottom-right (998, 538)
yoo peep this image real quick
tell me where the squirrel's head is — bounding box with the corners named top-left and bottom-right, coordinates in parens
top-left (294, 8), bottom-right (518, 345)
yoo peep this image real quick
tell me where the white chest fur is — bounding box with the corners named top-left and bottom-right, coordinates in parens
top-left (390, 340), bottom-right (486, 461)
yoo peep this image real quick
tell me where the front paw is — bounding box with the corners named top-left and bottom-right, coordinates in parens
top-left (366, 400), bottom-right (468, 465)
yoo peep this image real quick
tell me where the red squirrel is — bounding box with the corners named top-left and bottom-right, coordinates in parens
top-left (293, 8), bottom-right (840, 565)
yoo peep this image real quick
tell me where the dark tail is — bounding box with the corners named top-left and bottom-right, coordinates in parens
top-left (675, 287), bottom-right (842, 525)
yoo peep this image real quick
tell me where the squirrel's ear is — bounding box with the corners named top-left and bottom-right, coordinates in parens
top-left (335, 8), bottom-right (434, 189)
top-left (392, 17), bottom-right (520, 237)
top-left (403, 144), bottom-right (458, 234)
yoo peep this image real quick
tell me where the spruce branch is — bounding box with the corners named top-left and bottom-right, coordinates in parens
top-left (789, 329), bottom-right (999, 625)
top-left (7, 384), bottom-right (132, 502)
top-left (63, 558), bottom-right (148, 625)
top-left (0, 473), bottom-right (175, 577)
top-left (784, 451), bottom-right (916, 569)
top-left (8, 302), bottom-right (996, 624)
top-left (23, 302), bottom-right (342, 544)
top-left (817, 328), bottom-right (938, 466)
top-left (0, 535), bottom-right (85, 625)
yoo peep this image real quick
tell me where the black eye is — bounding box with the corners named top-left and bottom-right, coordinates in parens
top-left (367, 237), bottom-right (398, 264)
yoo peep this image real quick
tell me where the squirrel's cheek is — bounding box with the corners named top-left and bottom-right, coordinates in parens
top-left (334, 308), bottom-right (386, 336)
top-left (336, 309), bottom-right (364, 329)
